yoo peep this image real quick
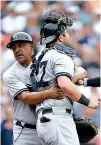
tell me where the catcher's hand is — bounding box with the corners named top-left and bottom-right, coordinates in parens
top-left (74, 116), bottom-right (98, 143)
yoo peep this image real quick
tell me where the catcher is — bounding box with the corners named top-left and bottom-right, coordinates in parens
top-left (31, 11), bottom-right (100, 145)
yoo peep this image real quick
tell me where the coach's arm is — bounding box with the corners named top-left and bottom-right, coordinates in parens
top-left (17, 85), bottom-right (64, 105)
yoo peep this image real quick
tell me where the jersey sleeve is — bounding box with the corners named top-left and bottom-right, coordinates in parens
top-left (51, 51), bottom-right (74, 80)
top-left (3, 70), bottom-right (29, 99)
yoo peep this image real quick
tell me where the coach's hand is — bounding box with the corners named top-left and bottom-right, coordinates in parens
top-left (48, 84), bottom-right (66, 99)
top-left (73, 67), bottom-right (87, 84)
top-left (88, 97), bottom-right (101, 109)
top-left (76, 79), bottom-right (84, 85)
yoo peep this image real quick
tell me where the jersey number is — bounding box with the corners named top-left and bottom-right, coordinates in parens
top-left (40, 60), bottom-right (48, 82)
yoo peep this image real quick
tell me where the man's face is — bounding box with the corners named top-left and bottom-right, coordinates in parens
top-left (12, 41), bottom-right (34, 67)
top-left (60, 29), bottom-right (70, 46)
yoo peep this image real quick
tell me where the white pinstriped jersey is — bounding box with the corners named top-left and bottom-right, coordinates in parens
top-left (3, 61), bottom-right (37, 125)
top-left (36, 48), bottom-right (75, 112)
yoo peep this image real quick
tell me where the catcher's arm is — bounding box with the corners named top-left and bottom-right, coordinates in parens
top-left (57, 76), bottom-right (100, 109)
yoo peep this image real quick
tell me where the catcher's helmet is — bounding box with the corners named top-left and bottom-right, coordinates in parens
top-left (6, 32), bottom-right (34, 49)
top-left (40, 11), bottom-right (74, 44)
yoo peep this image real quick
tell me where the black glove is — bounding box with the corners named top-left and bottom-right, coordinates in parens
top-left (74, 116), bottom-right (98, 143)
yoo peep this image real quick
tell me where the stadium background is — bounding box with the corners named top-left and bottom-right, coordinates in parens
top-left (0, 1), bottom-right (100, 145)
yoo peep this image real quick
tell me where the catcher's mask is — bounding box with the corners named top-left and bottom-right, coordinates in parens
top-left (6, 32), bottom-right (34, 49)
top-left (40, 11), bottom-right (74, 44)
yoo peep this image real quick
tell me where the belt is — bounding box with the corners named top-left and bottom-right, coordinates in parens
top-left (16, 121), bottom-right (36, 129)
top-left (42, 108), bottom-right (71, 115)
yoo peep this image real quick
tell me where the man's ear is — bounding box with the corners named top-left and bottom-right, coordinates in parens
top-left (58, 34), bottom-right (63, 42)
top-left (31, 44), bottom-right (34, 51)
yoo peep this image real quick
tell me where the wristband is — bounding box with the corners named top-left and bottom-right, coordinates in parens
top-left (83, 78), bottom-right (88, 87)
top-left (78, 93), bottom-right (90, 106)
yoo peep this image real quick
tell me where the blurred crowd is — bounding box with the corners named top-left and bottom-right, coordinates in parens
top-left (0, 1), bottom-right (100, 145)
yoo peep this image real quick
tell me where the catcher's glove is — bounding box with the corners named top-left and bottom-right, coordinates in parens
top-left (74, 116), bottom-right (98, 143)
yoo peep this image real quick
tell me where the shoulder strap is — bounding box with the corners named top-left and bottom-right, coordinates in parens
top-left (30, 47), bottom-right (52, 78)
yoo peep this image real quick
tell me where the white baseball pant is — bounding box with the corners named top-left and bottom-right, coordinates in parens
top-left (37, 109), bottom-right (80, 145)
top-left (13, 121), bottom-right (41, 145)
